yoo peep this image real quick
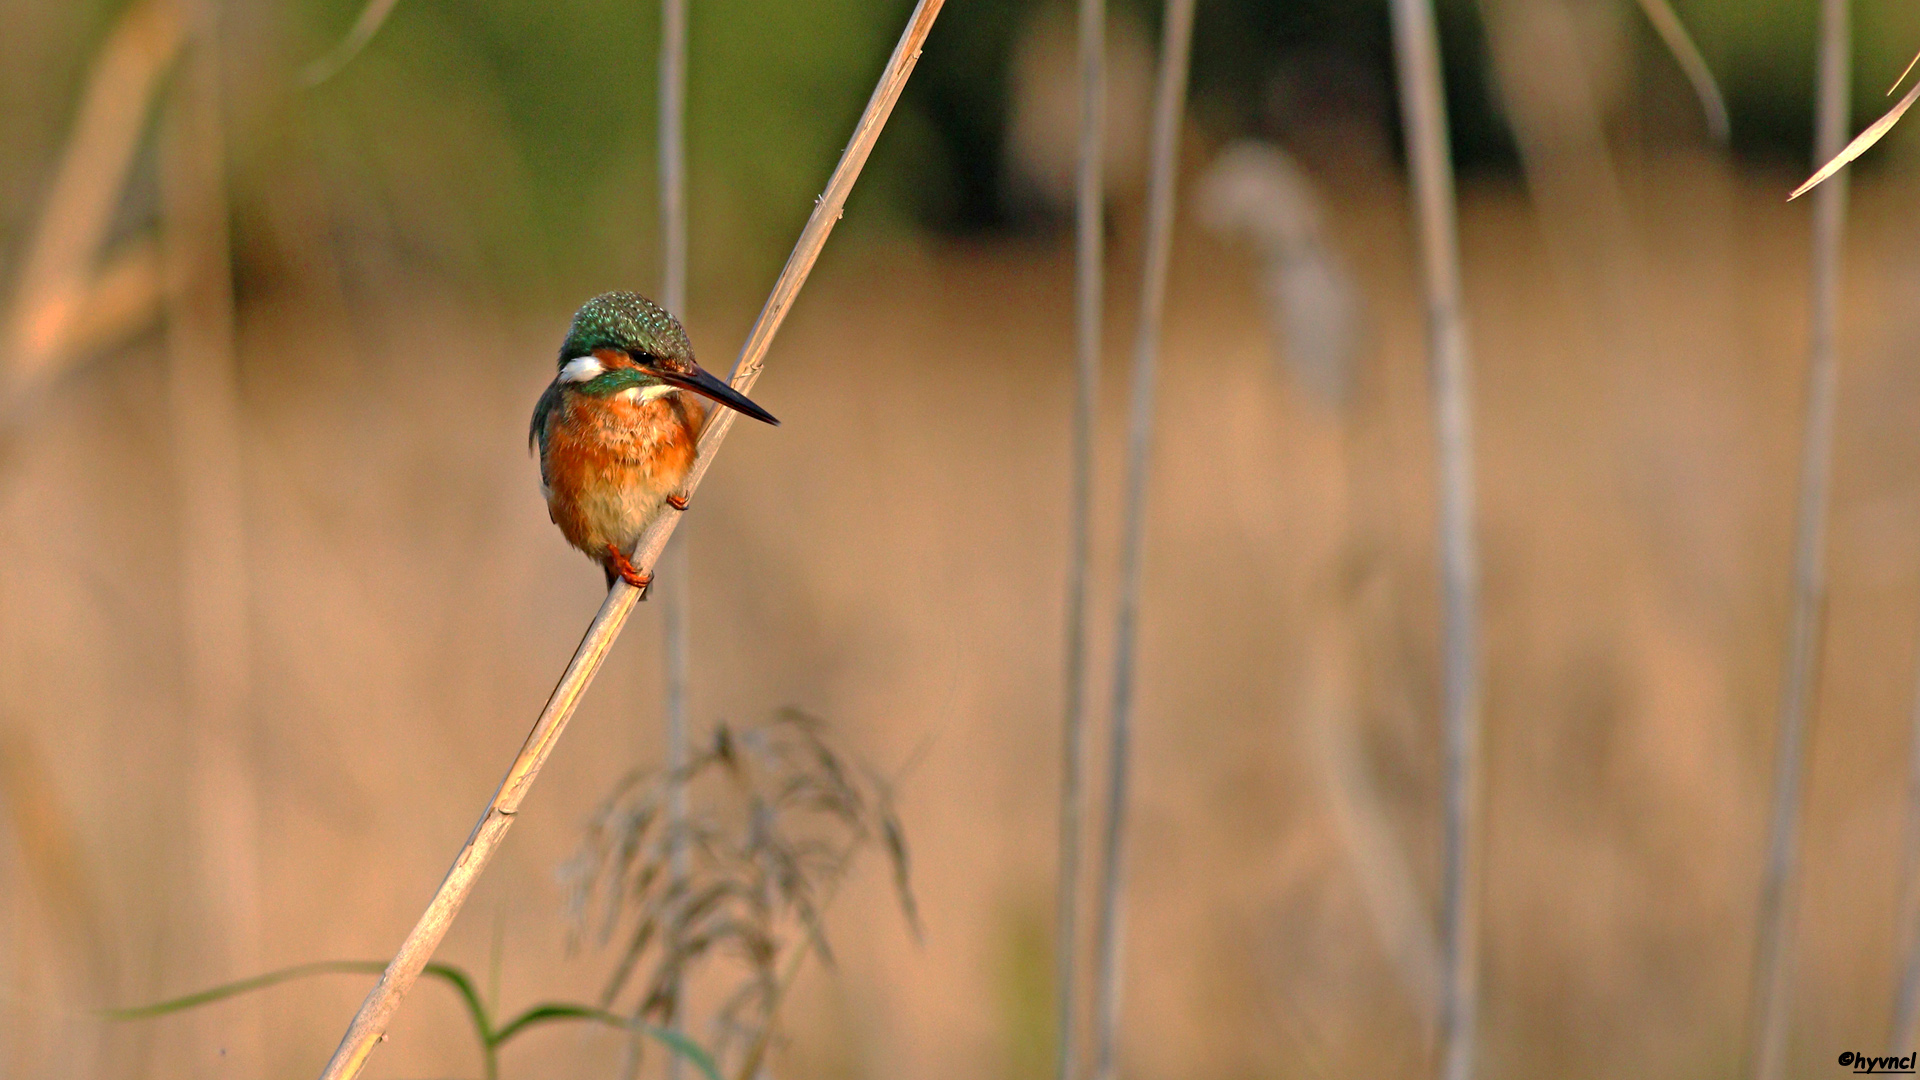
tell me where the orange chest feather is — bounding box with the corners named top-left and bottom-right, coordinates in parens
top-left (543, 391), bottom-right (701, 500)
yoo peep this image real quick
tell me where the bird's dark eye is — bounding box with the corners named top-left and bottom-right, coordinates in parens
top-left (630, 349), bottom-right (689, 374)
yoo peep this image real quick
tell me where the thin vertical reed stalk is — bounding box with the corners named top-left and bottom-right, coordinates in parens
top-left (160, 0), bottom-right (261, 1066)
top-left (1749, 2), bottom-right (1849, 1077)
top-left (658, 0), bottom-right (687, 322)
top-left (1089, 1), bottom-right (1195, 1078)
top-left (1386, 2), bottom-right (1482, 1078)
top-left (1057, 0), bottom-right (1104, 1075)
top-left (657, 0), bottom-right (691, 1074)
top-left (313, 4), bottom-right (944, 1075)
top-left (1890, 628), bottom-right (1920, 1052)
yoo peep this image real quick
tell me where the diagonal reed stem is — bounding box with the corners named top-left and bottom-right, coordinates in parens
top-left (656, 0), bottom-right (691, 1074)
top-left (1750, 2), bottom-right (1849, 1077)
top-left (1386, 2), bottom-right (1483, 1078)
top-left (1088, 1), bottom-right (1196, 1078)
top-left (313, 3), bottom-right (945, 1075)
top-left (1057, 0), bottom-right (1104, 1075)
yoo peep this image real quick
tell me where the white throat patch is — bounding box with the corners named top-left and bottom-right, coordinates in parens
top-left (559, 356), bottom-right (604, 383)
top-left (618, 384), bottom-right (679, 403)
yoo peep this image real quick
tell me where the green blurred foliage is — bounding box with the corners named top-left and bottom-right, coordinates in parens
top-left (0, 0), bottom-right (129, 258)
top-left (894, 0), bottom-right (1028, 230)
top-left (12, 0), bottom-right (1920, 314)
top-left (1671, 0), bottom-right (1920, 158)
top-left (276, 0), bottom-right (909, 307)
top-left (992, 897), bottom-right (1056, 1080)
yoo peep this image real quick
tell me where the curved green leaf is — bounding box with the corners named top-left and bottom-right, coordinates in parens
top-left (493, 1003), bottom-right (721, 1080)
top-left (103, 961), bottom-right (387, 1020)
top-left (420, 961), bottom-right (495, 1044)
top-left (107, 959), bottom-right (719, 1080)
top-left (302, 0), bottom-right (402, 85)
top-left (1631, 0), bottom-right (1730, 144)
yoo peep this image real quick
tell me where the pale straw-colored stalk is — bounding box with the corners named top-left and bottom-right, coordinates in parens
top-left (1088, 1), bottom-right (1195, 1078)
top-left (313, 3), bottom-right (945, 1075)
top-left (1749, 2), bottom-right (1848, 1077)
top-left (1057, 0), bottom-right (1104, 1075)
top-left (657, 0), bottom-right (692, 1074)
top-left (1386, 1), bottom-right (1482, 1078)
top-left (1890, 631), bottom-right (1920, 1052)
top-left (160, 0), bottom-right (262, 1066)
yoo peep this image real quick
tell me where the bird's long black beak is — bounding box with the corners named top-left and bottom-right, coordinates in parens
top-left (659, 363), bottom-right (779, 426)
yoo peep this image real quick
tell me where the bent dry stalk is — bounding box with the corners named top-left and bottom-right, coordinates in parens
top-left (312, 2), bottom-right (946, 1075)
top-left (5, 0), bottom-right (180, 413)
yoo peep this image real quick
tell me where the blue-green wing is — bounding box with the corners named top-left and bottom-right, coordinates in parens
top-left (530, 381), bottom-right (563, 498)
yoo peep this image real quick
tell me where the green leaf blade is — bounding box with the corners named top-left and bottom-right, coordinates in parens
top-left (104, 960), bottom-right (388, 1021)
top-left (493, 1002), bottom-right (722, 1080)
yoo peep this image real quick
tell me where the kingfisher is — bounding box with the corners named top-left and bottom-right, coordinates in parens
top-left (531, 292), bottom-right (778, 591)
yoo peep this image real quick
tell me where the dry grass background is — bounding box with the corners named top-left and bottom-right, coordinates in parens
top-left (7, 140), bottom-right (1920, 1079)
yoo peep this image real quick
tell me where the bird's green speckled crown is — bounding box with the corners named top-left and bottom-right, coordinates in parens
top-left (558, 292), bottom-right (692, 366)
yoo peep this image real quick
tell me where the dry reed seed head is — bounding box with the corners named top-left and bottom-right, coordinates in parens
top-left (564, 711), bottom-right (918, 1071)
top-left (1194, 140), bottom-right (1363, 407)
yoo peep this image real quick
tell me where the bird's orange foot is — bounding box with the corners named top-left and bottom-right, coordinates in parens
top-left (666, 493), bottom-right (689, 511)
top-left (605, 544), bottom-right (652, 590)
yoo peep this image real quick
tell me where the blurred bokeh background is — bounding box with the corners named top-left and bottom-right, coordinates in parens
top-left (9, 0), bottom-right (1920, 1077)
